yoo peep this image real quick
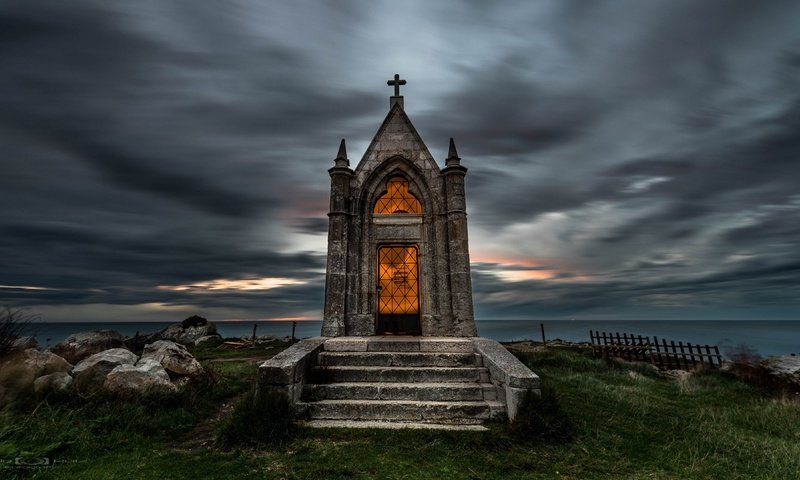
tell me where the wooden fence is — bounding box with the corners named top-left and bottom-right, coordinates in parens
top-left (589, 330), bottom-right (723, 370)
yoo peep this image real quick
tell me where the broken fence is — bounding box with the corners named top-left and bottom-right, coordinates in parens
top-left (589, 330), bottom-right (723, 370)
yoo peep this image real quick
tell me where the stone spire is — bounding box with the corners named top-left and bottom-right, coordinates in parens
top-left (334, 138), bottom-right (349, 167)
top-left (445, 137), bottom-right (461, 167)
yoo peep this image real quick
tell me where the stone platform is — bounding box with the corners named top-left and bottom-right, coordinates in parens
top-left (259, 336), bottom-right (540, 429)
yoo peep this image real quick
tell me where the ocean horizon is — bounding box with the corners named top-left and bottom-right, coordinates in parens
top-left (20, 319), bottom-right (799, 359)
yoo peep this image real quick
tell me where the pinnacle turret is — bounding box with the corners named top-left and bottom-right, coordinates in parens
top-left (445, 137), bottom-right (461, 167)
top-left (334, 138), bottom-right (349, 167)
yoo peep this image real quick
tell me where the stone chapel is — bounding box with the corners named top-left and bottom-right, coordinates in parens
top-left (260, 76), bottom-right (539, 426)
top-left (322, 74), bottom-right (476, 337)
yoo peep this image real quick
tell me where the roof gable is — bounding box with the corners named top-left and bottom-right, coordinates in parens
top-left (353, 103), bottom-right (441, 185)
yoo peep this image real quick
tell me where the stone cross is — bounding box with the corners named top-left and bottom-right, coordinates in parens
top-left (387, 73), bottom-right (407, 96)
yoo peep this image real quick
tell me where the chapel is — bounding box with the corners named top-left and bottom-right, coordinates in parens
top-left (322, 74), bottom-right (476, 337)
top-left (260, 76), bottom-right (539, 426)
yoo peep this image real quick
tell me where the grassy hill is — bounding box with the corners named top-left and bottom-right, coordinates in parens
top-left (1, 343), bottom-right (798, 479)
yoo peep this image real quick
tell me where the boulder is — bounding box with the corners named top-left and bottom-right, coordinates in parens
top-left (141, 340), bottom-right (203, 376)
top-left (11, 336), bottom-right (39, 351)
top-left (761, 355), bottom-right (800, 389)
top-left (152, 315), bottom-right (217, 346)
top-left (104, 363), bottom-right (177, 396)
top-left (50, 330), bottom-right (125, 364)
top-left (16, 349), bottom-right (72, 376)
top-left (71, 348), bottom-right (138, 391)
top-left (33, 371), bottom-right (73, 396)
top-left (135, 357), bottom-right (170, 377)
top-left (0, 349), bottom-right (73, 399)
top-left (0, 348), bottom-right (71, 379)
top-left (194, 334), bottom-right (223, 347)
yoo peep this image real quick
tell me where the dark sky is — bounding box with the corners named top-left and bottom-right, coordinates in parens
top-left (2, 1), bottom-right (799, 322)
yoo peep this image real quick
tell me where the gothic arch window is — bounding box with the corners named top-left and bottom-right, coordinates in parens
top-left (373, 176), bottom-right (422, 214)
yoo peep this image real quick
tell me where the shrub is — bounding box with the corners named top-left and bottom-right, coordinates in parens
top-left (216, 386), bottom-right (296, 447)
top-left (509, 385), bottom-right (574, 443)
top-left (0, 307), bottom-right (37, 358)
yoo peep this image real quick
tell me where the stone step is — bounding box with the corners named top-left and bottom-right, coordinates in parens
top-left (310, 366), bottom-right (490, 384)
top-left (303, 420), bottom-right (489, 431)
top-left (300, 399), bottom-right (505, 423)
top-left (317, 351), bottom-right (482, 368)
top-left (303, 382), bottom-right (497, 402)
top-left (324, 337), bottom-right (474, 353)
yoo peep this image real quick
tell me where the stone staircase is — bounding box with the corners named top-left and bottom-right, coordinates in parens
top-left (298, 337), bottom-right (505, 429)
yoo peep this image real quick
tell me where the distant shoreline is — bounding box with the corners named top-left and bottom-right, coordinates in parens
top-left (21, 319), bottom-right (800, 359)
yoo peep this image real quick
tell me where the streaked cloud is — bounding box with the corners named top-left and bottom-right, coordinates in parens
top-left (1, 0), bottom-right (799, 321)
top-left (158, 277), bottom-right (307, 293)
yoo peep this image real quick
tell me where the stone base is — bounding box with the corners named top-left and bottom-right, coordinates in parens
top-left (259, 336), bottom-right (541, 425)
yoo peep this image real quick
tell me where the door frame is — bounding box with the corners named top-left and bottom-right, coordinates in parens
top-left (374, 243), bottom-right (421, 335)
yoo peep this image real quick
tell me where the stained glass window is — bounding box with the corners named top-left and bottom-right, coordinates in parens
top-left (378, 246), bottom-right (419, 314)
top-left (373, 177), bottom-right (422, 214)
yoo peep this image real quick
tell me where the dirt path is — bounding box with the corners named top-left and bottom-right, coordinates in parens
top-left (170, 356), bottom-right (271, 452)
top-left (170, 394), bottom-right (242, 452)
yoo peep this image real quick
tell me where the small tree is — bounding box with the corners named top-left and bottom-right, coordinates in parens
top-left (0, 307), bottom-right (37, 357)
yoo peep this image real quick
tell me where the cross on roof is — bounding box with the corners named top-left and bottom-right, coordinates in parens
top-left (387, 73), bottom-right (407, 96)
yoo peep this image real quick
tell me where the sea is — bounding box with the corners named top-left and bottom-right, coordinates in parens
top-left (20, 319), bottom-right (799, 359)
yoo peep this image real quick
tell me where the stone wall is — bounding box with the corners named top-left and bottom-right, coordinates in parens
top-left (322, 100), bottom-right (476, 337)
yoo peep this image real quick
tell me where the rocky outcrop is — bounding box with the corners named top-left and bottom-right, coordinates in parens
top-left (71, 348), bottom-right (138, 391)
top-left (761, 355), bottom-right (800, 390)
top-left (51, 330), bottom-right (125, 364)
top-left (104, 362), bottom-right (176, 396)
top-left (148, 316), bottom-right (217, 346)
top-left (141, 340), bottom-right (203, 376)
top-left (33, 371), bottom-right (73, 396)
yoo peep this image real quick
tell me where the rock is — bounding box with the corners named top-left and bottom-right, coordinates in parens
top-left (0, 348), bottom-right (72, 378)
top-left (151, 316), bottom-right (217, 346)
top-left (71, 348), bottom-right (138, 391)
top-left (761, 355), bottom-right (800, 389)
top-left (33, 372), bottom-right (73, 395)
top-left (135, 357), bottom-right (169, 377)
top-left (181, 315), bottom-right (209, 329)
top-left (50, 330), bottom-right (125, 364)
top-left (141, 340), bottom-right (203, 376)
top-left (194, 334), bottom-right (222, 347)
top-left (0, 349), bottom-right (72, 404)
top-left (11, 336), bottom-right (39, 351)
top-left (104, 363), bottom-right (176, 396)
top-left (662, 369), bottom-right (691, 379)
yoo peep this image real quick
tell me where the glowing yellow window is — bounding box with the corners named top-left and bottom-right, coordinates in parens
top-left (373, 177), bottom-right (422, 214)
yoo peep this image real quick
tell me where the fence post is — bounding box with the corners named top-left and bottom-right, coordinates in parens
top-left (652, 336), bottom-right (661, 369)
top-left (687, 342), bottom-right (697, 369)
top-left (677, 341), bottom-right (687, 370)
top-left (540, 323), bottom-right (547, 348)
top-left (663, 338), bottom-right (673, 369)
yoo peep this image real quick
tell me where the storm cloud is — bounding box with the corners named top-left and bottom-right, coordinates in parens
top-left (1, 0), bottom-right (799, 321)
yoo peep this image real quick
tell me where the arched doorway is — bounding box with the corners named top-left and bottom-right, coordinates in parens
top-left (373, 177), bottom-right (422, 334)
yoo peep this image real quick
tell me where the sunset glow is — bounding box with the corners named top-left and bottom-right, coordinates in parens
top-left (158, 277), bottom-right (306, 293)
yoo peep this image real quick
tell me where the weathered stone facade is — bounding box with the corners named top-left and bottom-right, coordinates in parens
top-left (322, 93), bottom-right (476, 337)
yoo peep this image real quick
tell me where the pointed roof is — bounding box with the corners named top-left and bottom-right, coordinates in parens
top-left (353, 102), bottom-right (441, 185)
top-left (446, 137), bottom-right (461, 167)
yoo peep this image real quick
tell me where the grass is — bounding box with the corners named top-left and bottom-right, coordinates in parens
top-left (1, 345), bottom-right (798, 479)
top-left (189, 339), bottom-right (292, 361)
